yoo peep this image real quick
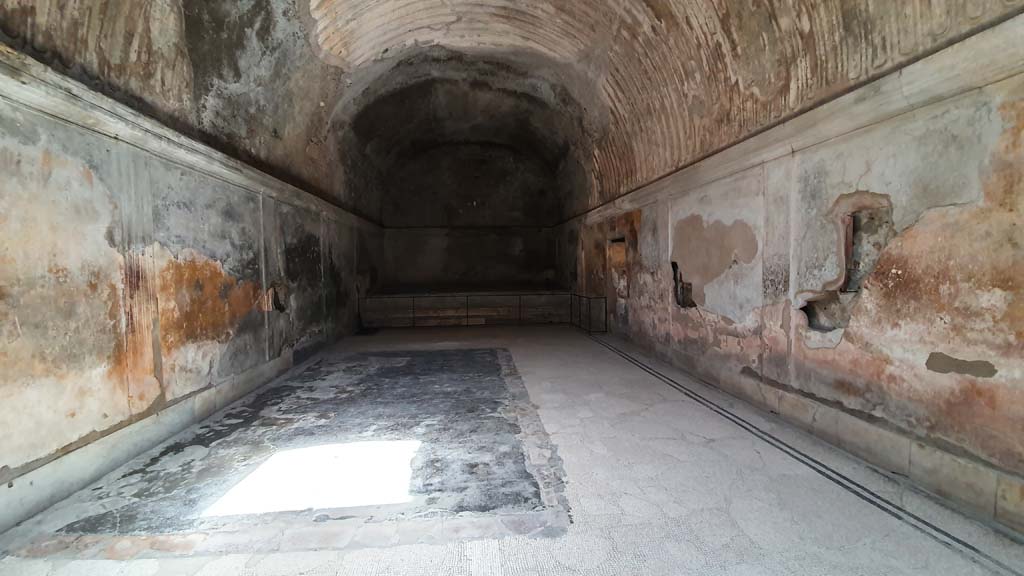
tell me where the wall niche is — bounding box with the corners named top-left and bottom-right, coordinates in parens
top-left (802, 192), bottom-right (895, 332)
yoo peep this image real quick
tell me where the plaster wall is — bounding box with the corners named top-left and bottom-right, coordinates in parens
top-left (562, 18), bottom-right (1024, 533)
top-left (379, 228), bottom-right (558, 293)
top-left (0, 0), bottom-right (354, 215)
top-left (0, 46), bottom-right (369, 531)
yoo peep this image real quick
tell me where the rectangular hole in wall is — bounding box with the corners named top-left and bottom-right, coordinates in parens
top-left (671, 262), bottom-right (697, 308)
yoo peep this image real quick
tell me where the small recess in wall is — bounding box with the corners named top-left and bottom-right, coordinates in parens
top-left (802, 194), bottom-right (895, 332)
top-left (671, 262), bottom-right (697, 308)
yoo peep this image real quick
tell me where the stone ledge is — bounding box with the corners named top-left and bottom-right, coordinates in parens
top-left (996, 473), bottom-right (1024, 534)
top-left (762, 384), bottom-right (1023, 539)
top-left (835, 410), bottom-right (912, 478)
top-left (910, 441), bottom-right (1000, 520)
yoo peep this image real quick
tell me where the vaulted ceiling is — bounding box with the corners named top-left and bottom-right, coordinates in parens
top-left (2, 0), bottom-right (1020, 222)
top-left (309, 0), bottom-right (1024, 217)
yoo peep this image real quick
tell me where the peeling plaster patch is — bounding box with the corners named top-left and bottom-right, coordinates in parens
top-left (803, 326), bottom-right (845, 350)
top-left (793, 94), bottom-right (1004, 303)
top-left (667, 205), bottom-right (763, 325)
top-left (670, 215), bottom-right (757, 307)
top-left (798, 191), bottom-right (894, 301)
top-left (803, 292), bottom-right (854, 334)
top-left (799, 192), bottom-right (894, 335)
top-left (926, 353), bottom-right (998, 379)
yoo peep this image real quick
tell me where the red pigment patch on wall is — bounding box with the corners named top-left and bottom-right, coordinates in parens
top-left (158, 256), bottom-right (262, 354)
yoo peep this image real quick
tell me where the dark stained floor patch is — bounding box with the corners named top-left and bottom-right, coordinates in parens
top-left (49, 348), bottom-right (564, 537)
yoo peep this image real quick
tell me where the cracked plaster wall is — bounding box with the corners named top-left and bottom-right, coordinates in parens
top-left (0, 72), bottom-right (367, 487)
top-left (564, 57), bottom-right (1024, 492)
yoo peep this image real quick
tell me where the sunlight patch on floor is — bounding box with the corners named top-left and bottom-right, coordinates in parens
top-left (202, 441), bottom-right (422, 517)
